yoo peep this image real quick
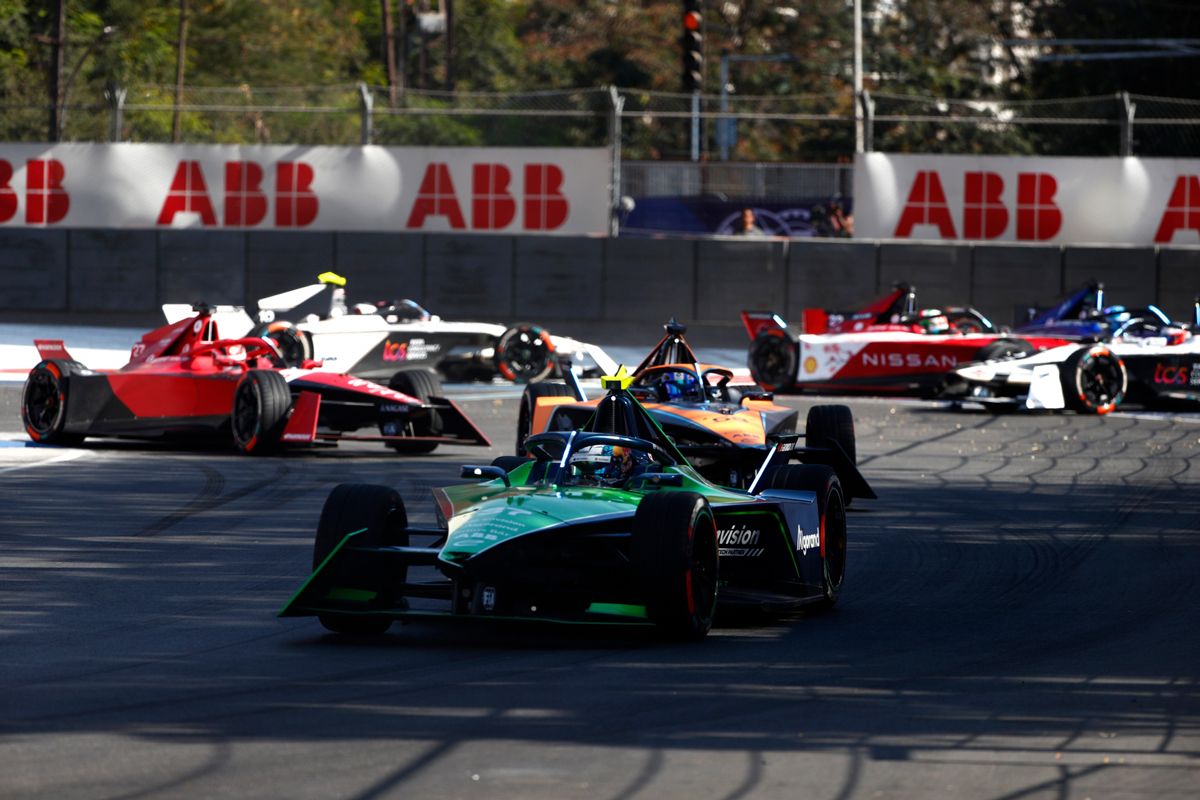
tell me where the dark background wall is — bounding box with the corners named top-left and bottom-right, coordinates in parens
top-left (2, 229), bottom-right (1197, 345)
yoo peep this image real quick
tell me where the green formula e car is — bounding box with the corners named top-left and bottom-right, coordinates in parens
top-left (280, 373), bottom-right (873, 640)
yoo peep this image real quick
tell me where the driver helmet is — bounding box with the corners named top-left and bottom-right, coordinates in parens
top-left (660, 370), bottom-right (697, 400)
top-left (569, 445), bottom-right (647, 486)
top-left (915, 309), bottom-right (950, 334)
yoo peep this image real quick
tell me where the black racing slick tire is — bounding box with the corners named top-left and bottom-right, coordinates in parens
top-left (1061, 344), bottom-right (1127, 415)
top-left (631, 492), bottom-right (719, 640)
top-left (495, 324), bottom-right (556, 384)
top-left (805, 404), bottom-right (857, 464)
top-left (516, 381), bottom-right (574, 455)
top-left (231, 369), bottom-right (292, 454)
top-left (313, 483), bottom-right (409, 635)
top-left (757, 464), bottom-right (847, 609)
top-left (976, 338), bottom-right (1036, 362)
top-left (387, 368), bottom-right (444, 454)
top-left (21, 360), bottom-right (85, 446)
top-left (748, 328), bottom-right (800, 393)
top-left (254, 321), bottom-right (311, 367)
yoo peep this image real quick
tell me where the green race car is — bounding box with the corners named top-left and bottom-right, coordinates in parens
top-left (280, 374), bottom-right (873, 640)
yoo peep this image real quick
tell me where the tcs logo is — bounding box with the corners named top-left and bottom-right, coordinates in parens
top-left (1153, 363), bottom-right (1193, 385)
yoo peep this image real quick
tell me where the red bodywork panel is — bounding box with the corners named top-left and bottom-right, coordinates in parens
top-left (27, 309), bottom-right (491, 451)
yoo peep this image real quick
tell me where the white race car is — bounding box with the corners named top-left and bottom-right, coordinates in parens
top-left (164, 273), bottom-right (616, 385)
top-left (949, 308), bottom-right (1200, 414)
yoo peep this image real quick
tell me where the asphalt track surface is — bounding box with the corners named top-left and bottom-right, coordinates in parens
top-left (2, 383), bottom-right (1200, 799)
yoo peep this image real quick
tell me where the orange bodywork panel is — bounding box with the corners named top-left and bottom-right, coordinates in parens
top-left (531, 396), bottom-right (593, 434)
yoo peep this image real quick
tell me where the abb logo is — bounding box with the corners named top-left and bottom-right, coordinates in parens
top-left (2, 155), bottom-right (571, 231)
top-left (1154, 176), bottom-right (1200, 243)
top-left (157, 160), bottom-right (318, 227)
top-left (0, 159), bottom-right (70, 224)
top-left (894, 170), bottom-right (1062, 240)
top-left (406, 162), bottom-right (570, 230)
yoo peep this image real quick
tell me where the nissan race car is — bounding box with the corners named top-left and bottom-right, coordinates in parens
top-left (949, 302), bottom-right (1200, 414)
top-left (745, 315), bottom-right (1068, 398)
top-left (516, 320), bottom-right (874, 499)
top-left (279, 374), bottom-right (864, 640)
top-left (164, 272), bottom-right (617, 385)
top-left (21, 305), bottom-right (490, 454)
top-left (742, 282), bottom-right (1181, 397)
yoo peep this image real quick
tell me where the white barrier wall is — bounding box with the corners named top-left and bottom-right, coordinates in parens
top-left (854, 153), bottom-right (1200, 246)
top-left (0, 143), bottom-right (610, 236)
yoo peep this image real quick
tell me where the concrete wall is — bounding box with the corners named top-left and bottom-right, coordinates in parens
top-left (2, 229), bottom-right (1193, 336)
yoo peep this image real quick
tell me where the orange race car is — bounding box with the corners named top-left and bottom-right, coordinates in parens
top-left (515, 320), bottom-right (874, 501)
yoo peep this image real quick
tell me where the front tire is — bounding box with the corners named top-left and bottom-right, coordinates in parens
top-left (495, 324), bottom-right (555, 383)
top-left (516, 381), bottom-right (574, 455)
top-left (748, 328), bottom-right (800, 393)
top-left (387, 368), bottom-right (444, 454)
top-left (22, 360), bottom-right (85, 446)
top-left (631, 492), bottom-right (719, 639)
top-left (1061, 344), bottom-right (1126, 414)
top-left (313, 483), bottom-right (409, 635)
top-left (231, 370), bottom-right (292, 454)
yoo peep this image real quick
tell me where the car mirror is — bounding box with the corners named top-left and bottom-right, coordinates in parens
top-left (460, 465), bottom-right (510, 487)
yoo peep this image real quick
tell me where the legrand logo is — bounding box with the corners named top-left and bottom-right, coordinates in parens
top-left (860, 351), bottom-right (959, 370)
top-left (798, 526), bottom-right (821, 554)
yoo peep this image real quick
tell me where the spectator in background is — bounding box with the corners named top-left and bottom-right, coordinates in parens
top-left (829, 197), bottom-right (852, 238)
top-left (735, 206), bottom-right (765, 236)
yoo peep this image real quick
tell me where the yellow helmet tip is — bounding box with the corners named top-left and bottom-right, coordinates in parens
top-left (317, 271), bottom-right (347, 287)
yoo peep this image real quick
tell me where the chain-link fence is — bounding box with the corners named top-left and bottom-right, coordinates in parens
top-left (7, 82), bottom-right (1200, 169)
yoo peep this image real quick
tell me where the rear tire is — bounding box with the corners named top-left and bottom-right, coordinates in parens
top-left (631, 492), bottom-right (718, 640)
top-left (231, 370), bottom-right (291, 454)
top-left (758, 464), bottom-right (847, 609)
top-left (516, 381), bottom-right (574, 454)
top-left (495, 324), bottom-right (555, 383)
top-left (387, 368), bottom-right (444, 454)
top-left (22, 360), bottom-right (85, 446)
top-left (1061, 344), bottom-right (1126, 414)
top-left (805, 404), bottom-right (856, 464)
top-left (748, 328), bottom-right (799, 393)
top-left (313, 483), bottom-right (408, 635)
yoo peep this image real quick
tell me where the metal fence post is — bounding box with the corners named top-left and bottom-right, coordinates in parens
top-left (608, 86), bottom-right (625, 237)
top-left (105, 83), bottom-right (126, 143)
top-left (358, 82), bottom-right (374, 145)
top-left (1120, 91), bottom-right (1136, 156)
top-left (859, 89), bottom-right (874, 153)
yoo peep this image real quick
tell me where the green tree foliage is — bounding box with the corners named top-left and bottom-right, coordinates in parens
top-left (864, 0), bottom-right (1037, 154)
top-left (3, 0), bottom-right (1196, 157)
top-left (1025, 0), bottom-right (1200, 155)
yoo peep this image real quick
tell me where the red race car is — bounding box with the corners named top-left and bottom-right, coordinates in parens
top-left (21, 305), bottom-right (490, 454)
top-left (745, 285), bottom-right (1070, 396)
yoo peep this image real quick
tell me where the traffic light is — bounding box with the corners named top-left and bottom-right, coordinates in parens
top-left (681, 0), bottom-right (703, 93)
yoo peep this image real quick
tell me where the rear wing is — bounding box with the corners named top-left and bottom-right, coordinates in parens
top-left (34, 339), bottom-right (75, 362)
top-left (162, 304), bottom-right (256, 339)
top-left (740, 311), bottom-right (789, 340)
